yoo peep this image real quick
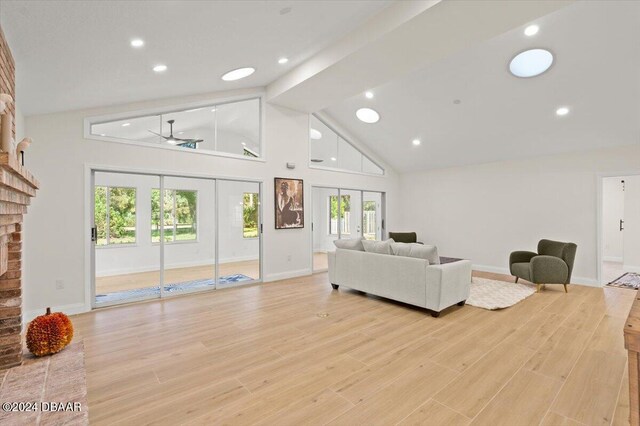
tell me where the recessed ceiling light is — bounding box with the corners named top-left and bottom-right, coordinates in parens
top-left (130, 38), bottom-right (144, 48)
top-left (412, 139), bottom-right (421, 146)
top-left (509, 49), bottom-right (553, 78)
top-left (99, 133), bottom-right (106, 137)
top-left (278, 57), bottom-right (289, 64)
top-left (365, 91), bottom-right (374, 99)
top-left (221, 67), bottom-right (255, 81)
top-left (556, 106), bottom-right (570, 116)
top-left (356, 108), bottom-right (380, 124)
top-left (121, 123), bottom-right (131, 127)
top-left (211, 107), bottom-right (217, 112)
top-left (153, 64), bottom-right (167, 73)
top-left (524, 25), bottom-right (539, 37)
top-left (330, 157), bottom-right (337, 161)
top-left (309, 128), bottom-right (322, 140)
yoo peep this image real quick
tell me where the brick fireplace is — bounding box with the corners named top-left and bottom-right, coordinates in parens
top-left (0, 25), bottom-right (39, 370)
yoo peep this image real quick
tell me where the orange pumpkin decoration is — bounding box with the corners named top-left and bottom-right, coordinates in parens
top-left (26, 307), bottom-right (74, 357)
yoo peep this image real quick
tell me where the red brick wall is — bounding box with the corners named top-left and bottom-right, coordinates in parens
top-left (0, 24), bottom-right (16, 138)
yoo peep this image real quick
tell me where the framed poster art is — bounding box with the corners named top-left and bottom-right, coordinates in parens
top-left (274, 177), bottom-right (304, 229)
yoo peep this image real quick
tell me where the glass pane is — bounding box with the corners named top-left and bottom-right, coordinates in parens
top-left (95, 172), bottom-right (160, 306)
top-left (309, 114), bottom-right (384, 175)
top-left (163, 177), bottom-right (215, 295)
top-left (243, 192), bottom-right (259, 238)
top-left (363, 192), bottom-right (382, 240)
top-left (175, 190), bottom-right (197, 241)
top-left (161, 107), bottom-right (215, 151)
top-left (94, 186), bottom-right (107, 246)
top-left (90, 98), bottom-right (261, 157)
top-left (163, 189), bottom-right (175, 242)
top-left (92, 114), bottom-right (162, 143)
top-left (218, 180), bottom-right (260, 286)
top-left (339, 190), bottom-right (362, 239)
top-left (309, 115), bottom-right (338, 166)
top-left (312, 187), bottom-right (339, 271)
top-left (363, 156), bottom-right (384, 175)
top-left (216, 99), bottom-right (261, 157)
top-left (338, 137), bottom-right (362, 173)
top-left (151, 189), bottom-right (161, 243)
top-left (108, 187), bottom-right (136, 245)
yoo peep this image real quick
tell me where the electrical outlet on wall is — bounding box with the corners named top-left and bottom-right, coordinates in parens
top-left (55, 280), bottom-right (64, 290)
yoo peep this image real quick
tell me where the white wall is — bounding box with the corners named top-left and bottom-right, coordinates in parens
top-left (602, 177), bottom-right (625, 262)
top-left (399, 145), bottom-right (640, 285)
top-left (15, 105), bottom-right (25, 142)
top-left (23, 87), bottom-right (400, 317)
top-left (624, 175), bottom-right (640, 272)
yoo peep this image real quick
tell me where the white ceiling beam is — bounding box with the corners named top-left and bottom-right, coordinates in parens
top-left (266, 0), bottom-right (575, 113)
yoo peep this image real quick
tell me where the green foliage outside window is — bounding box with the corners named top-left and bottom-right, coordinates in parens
top-left (151, 189), bottom-right (197, 242)
top-left (329, 195), bottom-right (350, 235)
top-left (94, 186), bottom-right (136, 245)
top-left (243, 193), bottom-right (259, 238)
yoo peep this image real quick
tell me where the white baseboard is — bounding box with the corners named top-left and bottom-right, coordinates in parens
top-left (624, 264), bottom-right (640, 273)
top-left (23, 302), bottom-right (90, 324)
top-left (604, 256), bottom-right (623, 263)
top-left (472, 264), bottom-right (601, 287)
top-left (264, 268), bottom-right (312, 283)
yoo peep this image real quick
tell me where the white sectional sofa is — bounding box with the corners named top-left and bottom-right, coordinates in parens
top-left (327, 248), bottom-right (472, 317)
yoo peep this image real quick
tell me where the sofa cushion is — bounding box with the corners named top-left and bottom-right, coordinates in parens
top-left (391, 243), bottom-right (440, 264)
top-left (333, 237), bottom-right (365, 251)
top-left (362, 239), bottom-right (395, 255)
top-left (511, 262), bottom-right (531, 281)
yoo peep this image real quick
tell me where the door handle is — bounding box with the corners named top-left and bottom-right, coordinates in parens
top-left (620, 219), bottom-right (624, 231)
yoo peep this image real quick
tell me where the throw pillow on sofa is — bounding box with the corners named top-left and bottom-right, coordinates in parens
top-left (333, 237), bottom-right (366, 251)
top-left (362, 238), bottom-right (395, 255)
top-left (391, 242), bottom-right (440, 264)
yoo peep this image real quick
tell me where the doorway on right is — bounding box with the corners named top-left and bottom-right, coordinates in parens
top-left (602, 175), bottom-right (640, 286)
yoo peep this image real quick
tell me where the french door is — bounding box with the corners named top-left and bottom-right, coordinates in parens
top-left (91, 169), bottom-right (262, 308)
top-left (311, 186), bottom-right (385, 272)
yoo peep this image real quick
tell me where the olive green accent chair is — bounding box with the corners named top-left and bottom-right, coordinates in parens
top-left (509, 239), bottom-right (577, 293)
top-left (388, 232), bottom-right (420, 244)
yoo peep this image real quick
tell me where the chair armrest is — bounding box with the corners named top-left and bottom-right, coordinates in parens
top-left (530, 255), bottom-right (569, 284)
top-left (509, 251), bottom-right (537, 265)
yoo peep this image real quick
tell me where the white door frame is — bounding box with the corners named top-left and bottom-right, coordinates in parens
top-left (309, 185), bottom-right (386, 273)
top-left (596, 170), bottom-right (640, 285)
top-left (85, 163), bottom-right (264, 309)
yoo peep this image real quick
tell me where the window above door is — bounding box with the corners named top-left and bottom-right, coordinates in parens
top-left (85, 97), bottom-right (263, 161)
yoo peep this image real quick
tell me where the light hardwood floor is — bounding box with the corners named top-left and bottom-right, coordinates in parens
top-left (73, 271), bottom-right (635, 425)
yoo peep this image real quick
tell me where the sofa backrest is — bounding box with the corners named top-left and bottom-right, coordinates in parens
top-left (537, 239), bottom-right (577, 282)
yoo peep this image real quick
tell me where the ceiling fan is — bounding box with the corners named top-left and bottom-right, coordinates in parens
top-left (148, 119), bottom-right (203, 146)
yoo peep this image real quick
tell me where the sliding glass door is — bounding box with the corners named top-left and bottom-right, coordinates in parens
top-left (362, 191), bottom-right (383, 240)
top-left (311, 186), bottom-right (385, 272)
top-left (312, 187), bottom-right (339, 272)
top-left (92, 170), bottom-right (261, 307)
top-left (162, 176), bottom-right (216, 296)
top-left (217, 180), bottom-right (261, 287)
top-left (94, 171), bottom-right (161, 305)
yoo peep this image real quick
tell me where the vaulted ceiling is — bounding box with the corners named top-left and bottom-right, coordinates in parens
top-left (321, 1), bottom-right (640, 172)
top-left (0, 0), bottom-right (390, 114)
top-left (2, 0), bottom-right (638, 173)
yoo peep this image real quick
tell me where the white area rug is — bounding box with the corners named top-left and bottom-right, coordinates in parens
top-left (467, 277), bottom-right (536, 310)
